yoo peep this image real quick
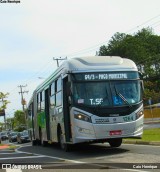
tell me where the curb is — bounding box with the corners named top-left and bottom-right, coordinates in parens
top-left (0, 144), bottom-right (10, 150)
top-left (123, 140), bottom-right (160, 146)
top-left (144, 121), bottom-right (160, 124)
top-left (0, 144), bottom-right (18, 150)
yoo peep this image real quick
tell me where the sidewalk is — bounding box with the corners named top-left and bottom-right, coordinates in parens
top-left (0, 144), bottom-right (10, 150)
top-left (144, 118), bottom-right (160, 124)
top-left (123, 140), bottom-right (160, 146)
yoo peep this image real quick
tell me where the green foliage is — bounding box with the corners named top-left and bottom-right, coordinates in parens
top-left (6, 117), bottom-right (14, 130)
top-left (0, 92), bottom-right (10, 110)
top-left (142, 128), bottom-right (160, 141)
top-left (13, 110), bottom-right (26, 129)
top-left (125, 128), bottom-right (160, 142)
top-left (143, 81), bottom-right (160, 105)
top-left (14, 125), bottom-right (26, 132)
top-left (98, 27), bottom-right (160, 104)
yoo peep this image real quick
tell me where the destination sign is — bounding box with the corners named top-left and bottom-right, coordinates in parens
top-left (72, 72), bottom-right (139, 81)
top-left (84, 73), bottom-right (127, 80)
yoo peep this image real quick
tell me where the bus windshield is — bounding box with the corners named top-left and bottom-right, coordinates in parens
top-left (73, 80), bottom-right (142, 107)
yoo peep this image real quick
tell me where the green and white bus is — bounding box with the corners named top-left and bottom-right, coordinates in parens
top-left (27, 56), bottom-right (144, 151)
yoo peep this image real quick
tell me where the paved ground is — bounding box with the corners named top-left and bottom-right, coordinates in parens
top-left (0, 118), bottom-right (159, 150)
top-left (0, 145), bottom-right (9, 150)
top-left (144, 118), bottom-right (160, 124)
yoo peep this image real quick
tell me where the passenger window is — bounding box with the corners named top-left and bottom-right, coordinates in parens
top-left (50, 95), bottom-right (55, 109)
top-left (51, 82), bottom-right (55, 96)
top-left (56, 92), bottom-right (62, 106)
top-left (57, 77), bottom-right (62, 92)
top-left (41, 91), bottom-right (45, 101)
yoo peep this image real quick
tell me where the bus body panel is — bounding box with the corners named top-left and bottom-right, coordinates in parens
top-left (71, 106), bottom-right (143, 144)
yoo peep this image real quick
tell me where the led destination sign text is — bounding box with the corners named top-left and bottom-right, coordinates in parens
top-left (85, 73), bottom-right (128, 80)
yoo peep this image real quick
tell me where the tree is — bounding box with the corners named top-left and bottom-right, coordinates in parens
top-left (98, 32), bottom-right (127, 56)
top-left (143, 81), bottom-right (160, 105)
top-left (13, 110), bottom-right (26, 131)
top-left (6, 117), bottom-right (14, 130)
top-left (98, 27), bottom-right (160, 104)
top-left (0, 92), bottom-right (9, 110)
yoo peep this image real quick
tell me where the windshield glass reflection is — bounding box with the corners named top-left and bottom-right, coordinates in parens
top-left (73, 80), bottom-right (141, 107)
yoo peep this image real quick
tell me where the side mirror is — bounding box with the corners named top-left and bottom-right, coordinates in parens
top-left (138, 72), bottom-right (143, 80)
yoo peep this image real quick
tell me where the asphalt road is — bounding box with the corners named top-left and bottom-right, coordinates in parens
top-left (0, 122), bottom-right (159, 171)
top-left (0, 141), bottom-right (160, 171)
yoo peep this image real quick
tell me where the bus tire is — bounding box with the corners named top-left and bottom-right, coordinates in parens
top-left (37, 139), bottom-right (41, 146)
top-left (42, 140), bottom-right (48, 147)
top-left (32, 140), bottom-right (37, 146)
top-left (108, 138), bottom-right (122, 147)
top-left (58, 127), bottom-right (71, 152)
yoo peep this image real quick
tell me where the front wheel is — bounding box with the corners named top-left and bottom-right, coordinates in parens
top-left (108, 138), bottom-right (122, 147)
top-left (32, 140), bottom-right (37, 146)
top-left (58, 127), bottom-right (71, 152)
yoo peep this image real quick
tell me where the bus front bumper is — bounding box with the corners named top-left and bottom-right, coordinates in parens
top-left (72, 116), bottom-right (143, 144)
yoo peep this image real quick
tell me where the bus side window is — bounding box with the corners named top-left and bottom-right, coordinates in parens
top-left (37, 93), bottom-right (41, 112)
top-left (56, 77), bottom-right (62, 92)
top-left (50, 82), bottom-right (55, 108)
top-left (41, 91), bottom-right (45, 111)
top-left (55, 77), bottom-right (62, 107)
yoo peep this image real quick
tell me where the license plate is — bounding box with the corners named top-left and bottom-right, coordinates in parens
top-left (110, 130), bottom-right (122, 136)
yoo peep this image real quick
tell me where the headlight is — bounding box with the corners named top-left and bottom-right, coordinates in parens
top-left (136, 110), bottom-right (143, 120)
top-left (74, 111), bottom-right (92, 123)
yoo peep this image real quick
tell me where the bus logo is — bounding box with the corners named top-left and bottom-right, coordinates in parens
top-left (113, 118), bottom-right (117, 122)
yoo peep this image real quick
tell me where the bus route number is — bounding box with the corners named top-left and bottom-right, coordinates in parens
top-left (90, 98), bottom-right (103, 105)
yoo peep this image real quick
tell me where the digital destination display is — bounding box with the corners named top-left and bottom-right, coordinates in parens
top-left (84, 73), bottom-right (127, 80)
top-left (72, 72), bottom-right (139, 81)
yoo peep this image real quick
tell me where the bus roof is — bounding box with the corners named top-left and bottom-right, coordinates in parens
top-left (64, 56), bottom-right (137, 71)
top-left (35, 56), bottom-right (137, 92)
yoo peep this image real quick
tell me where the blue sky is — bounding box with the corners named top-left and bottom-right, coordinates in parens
top-left (1, 0), bottom-right (160, 121)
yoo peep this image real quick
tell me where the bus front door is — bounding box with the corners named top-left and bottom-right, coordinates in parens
top-left (63, 76), bottom-right (72, 142)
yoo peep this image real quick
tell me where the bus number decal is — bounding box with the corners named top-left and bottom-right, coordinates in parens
top-left (123, 116), bottom-right (134, 122)
top-left (85, 74), bottom-right (95, 80)
top-left (90, 98), bottom-right (103, 105)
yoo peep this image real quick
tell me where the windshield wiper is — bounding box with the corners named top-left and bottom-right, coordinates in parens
top-left (114, 85), bottom-right (132, 109)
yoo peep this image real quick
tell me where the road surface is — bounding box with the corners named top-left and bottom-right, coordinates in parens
top-left (0, 142), bottom-right (159, 171)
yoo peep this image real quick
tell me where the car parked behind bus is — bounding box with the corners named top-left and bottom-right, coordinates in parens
top-left (8, 132), bottom-right (18, 142)
top-left (17, 130), bottom-right (30, 144)
top-left (0, 132), bottom-right (8, 142)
